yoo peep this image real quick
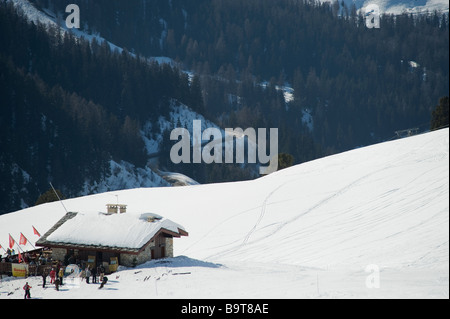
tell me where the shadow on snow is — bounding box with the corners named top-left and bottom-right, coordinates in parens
top-left (127, 256), bottom-right (223, 271)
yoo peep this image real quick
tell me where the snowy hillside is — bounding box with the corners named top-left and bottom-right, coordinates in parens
top-left (1, 129), bottom-right (448, 299)
top-left (375, 0), bottom-right (449, 14)
top-left (330, 0), bottom-right (449, 14)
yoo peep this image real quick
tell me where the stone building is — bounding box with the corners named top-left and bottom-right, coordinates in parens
top-left (36, 205), bottom-right (188, 269)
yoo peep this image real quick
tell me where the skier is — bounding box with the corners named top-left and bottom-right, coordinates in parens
top-left (91, 265), bottom-right (97, 284)
top-left (99, 276), bottom-right (108, 289)
top-left (49, 268), bottom-right (56, 284)
top-left (55, 278), bottom-right (60, 291)
top-left (98, 264), bottom-right (105, 283)
top-left (42, 270), bottom-right (47, 288)
top-left (85, 266), bottom-right (91, 284)
top-left (58, 267), bottom-right (64, 286)
top-left (23, 282), bottom-right (32, 299)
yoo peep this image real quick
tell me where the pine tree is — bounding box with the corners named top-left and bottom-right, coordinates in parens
top-left (189, 75), bottom-right (205, 114)
top-left (431, 96), bottom-right (449, 131)
top-left (35, 188), bottom-right (65, 206)
top-left (277, 153), bottom-right (294, 171)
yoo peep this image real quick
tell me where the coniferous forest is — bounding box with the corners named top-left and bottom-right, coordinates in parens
top-left (0, 0), bottom-right (448, 214)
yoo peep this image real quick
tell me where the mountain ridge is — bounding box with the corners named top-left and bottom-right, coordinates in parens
top-left (1, 0), bottom-right (448, 214)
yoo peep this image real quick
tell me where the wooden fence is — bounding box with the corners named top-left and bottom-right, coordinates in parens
top-left (0, 262), bottom-right (53, 277)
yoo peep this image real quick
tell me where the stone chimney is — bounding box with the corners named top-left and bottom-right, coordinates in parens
top-left (106, 204), bottom-right (127, 214)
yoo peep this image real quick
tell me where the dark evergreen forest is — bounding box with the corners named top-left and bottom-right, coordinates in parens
top-left (38, 0), bottom-right (449, 149)
top-left (0, 0), bottom-right (448, 214)
top-left (0, 1), bottom-right (205, 213)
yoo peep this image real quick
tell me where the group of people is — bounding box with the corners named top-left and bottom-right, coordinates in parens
top-left (1, 248), bottom-right (52, 266)
top-left (80, 264), bottom-right (107, 285)
top-left (22, 263), bottom-right (109, 298)
top-left (84, 265), bottom-right (109, 289)
top-left (42, 264), bottom-right (65, 291)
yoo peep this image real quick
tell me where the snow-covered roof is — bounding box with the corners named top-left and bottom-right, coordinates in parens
top-left (36, 212), bottom-right (188, 253)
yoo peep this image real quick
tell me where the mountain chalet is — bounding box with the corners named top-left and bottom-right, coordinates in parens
top-left (36, 204), bottom-right (188, 269)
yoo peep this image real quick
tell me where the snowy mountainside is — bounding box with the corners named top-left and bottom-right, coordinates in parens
top-left (8, 0), bottom-right (254, 195)
top-left (1, 129), bottom-right (448, 298)
top-left (8, 0), bottom-right (116, 54)
top-left (80, 160), bottom-right (170, 195)
top-left (9, 0), bottom-right (182, 66)
top-left (0, 102), bottom-right (204, 211)
top-left (141, 100), bottom-right (221, 156)
top-left (4, 0), bottom-right (211, 200)
top-left (332, 0), bottom-right (449, 14)
top-left (3, 101), bottom-right (208, 206)
top-left (83, 100), bottom-right (215, 195)
top-left (375, 0), bottom-right (449, 14)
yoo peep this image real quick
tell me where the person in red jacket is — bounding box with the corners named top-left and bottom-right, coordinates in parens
top-left (50, 268), bottom-right (56, 284)
top-left (23, 282), bottom-right (32, 299)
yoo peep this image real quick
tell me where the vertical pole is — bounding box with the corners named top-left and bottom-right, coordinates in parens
top-left (50, 182), bottom-right (68, 214)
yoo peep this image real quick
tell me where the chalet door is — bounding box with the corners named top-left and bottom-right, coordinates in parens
top-left (97, 251), bottom-right (103, 265)
top-left (151, 233), bottom-right (167, 259)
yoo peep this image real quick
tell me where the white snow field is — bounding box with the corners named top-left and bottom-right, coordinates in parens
top-left (1, 129), bottom-right (448, 299)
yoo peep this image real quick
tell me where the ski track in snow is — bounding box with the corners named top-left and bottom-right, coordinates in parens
top-left (200, 134), bottom-right (447, 265)
top-left (204, 181), bottom-right (294, 260)
top-left (207, 166), bottom-right (390, 261)
top-left (242, 182), bottom-right (293, 245)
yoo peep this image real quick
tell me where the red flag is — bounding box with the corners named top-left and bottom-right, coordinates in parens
top-left (19, 233), bottom-right (27, 246)
top-left (18, 250), bottom-right (23, 263)
top-left (9, 234), bottom-right (15, 249)
top-left (32, 226), bottom-right (41, 237)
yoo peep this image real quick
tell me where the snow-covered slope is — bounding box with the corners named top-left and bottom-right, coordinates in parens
top-left (9, 0), bottom-right (125, 54)
top-left (1, 129), bottom-right (448, 298)
top-left (374, 0), bottom-right (449, 14)
top-left (330, 0), bottom-right (449, 14)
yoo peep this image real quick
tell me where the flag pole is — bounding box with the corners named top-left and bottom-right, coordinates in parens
top-left (8, 234), bottom-right (15, 250)
top-left (15, 241), bottom-right (25, 254)
top-left (16, 243), bottom-right (24, 263)
top-left (9, 234), bottom-right (25, 254)
top-left (21, 233), bottom-right (36, 250)
top-left (50, 182), bottom-right (68, 214)
top-left (32, 226), bottom-right (41, 238)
